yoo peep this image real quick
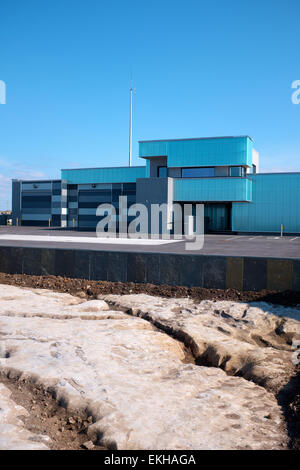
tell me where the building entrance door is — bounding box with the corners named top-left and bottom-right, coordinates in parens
top-left (204, 203), bottom-right (232, 232)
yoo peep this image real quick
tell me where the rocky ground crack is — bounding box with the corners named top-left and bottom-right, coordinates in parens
top-left (107, 302), bottom-right (300, 450)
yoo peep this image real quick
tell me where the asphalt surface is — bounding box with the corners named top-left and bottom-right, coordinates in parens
top-left (0, 226), bottom-right (300, 259)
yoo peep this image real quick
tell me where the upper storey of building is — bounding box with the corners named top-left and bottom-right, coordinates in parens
top-left (139, 136), bottom-right (255, 168)
top-left (60, 136), bottom-right (259, 185)
top-left (139, 136), bottom-right (259, 181)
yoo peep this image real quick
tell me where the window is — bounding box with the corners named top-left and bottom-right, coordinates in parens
top-left (181, 167), bottom-right (215, 178)
top-left (229, 167), bottom-right (245, 177)
top-left (22, 195), bottom-right (51, 209)
top-left (158, 166), bottom-right (167, 178)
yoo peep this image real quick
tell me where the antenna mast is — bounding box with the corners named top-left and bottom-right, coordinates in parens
top-left (129, 79), bottom-right (133, 167)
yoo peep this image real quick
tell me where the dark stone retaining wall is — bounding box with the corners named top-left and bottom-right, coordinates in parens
top-left (0, 246), bottom-right (299, 292)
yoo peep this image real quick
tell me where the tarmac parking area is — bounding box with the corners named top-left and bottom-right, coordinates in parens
top-left (0, 226), bottom-right (299, 259)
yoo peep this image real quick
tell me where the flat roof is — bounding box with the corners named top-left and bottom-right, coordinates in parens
top-left (13, 179), bottom-right (62, 183)
top-left (61, 165), bottom-right (145, 171)
top-left (139, 135), bottom-right (253, 143)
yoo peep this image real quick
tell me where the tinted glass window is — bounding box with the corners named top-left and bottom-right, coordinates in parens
top-left (67, 196), bottom-right (78, 203)
top-left (230, 167), bottom-right (245, 177)
top-left (22, 196), bottom-right (51, 208)
top-left (112, 183), bottom-right (122, 190)
top-left (123, 183), bottom-right (136, 191)
top-left (112, 188), bottom-right (122, 202)
top-left (79, 190), bottom-right (111, 197)
top-left (181, 167), bottom-right (215, 178)
top-left (68, 208), bottom-right (77, 215)
top-left (123, 183), bottom-right (136, 196)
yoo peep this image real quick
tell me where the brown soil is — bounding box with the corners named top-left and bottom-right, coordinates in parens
top-left (0, 272), bottom-right (300, 307)
top-left (0, 375), bottom-right (106, 450)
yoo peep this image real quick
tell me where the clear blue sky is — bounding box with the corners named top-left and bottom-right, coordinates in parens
top-left (0, 0), bottom-right (299, 209)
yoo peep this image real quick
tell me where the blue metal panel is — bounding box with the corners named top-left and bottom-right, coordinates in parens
top-left (173, 177), bottom-right (252, 202)
top-left (61, 166), bottom-right (146, 184)
top-left (139, 136), bottom-right (252, 168)
top-left (139, 141), bottom-right (168, 158)
top-left (232, 173), bottom-right (300, 233)
top-left (22, 214), bottom-right (51, 221)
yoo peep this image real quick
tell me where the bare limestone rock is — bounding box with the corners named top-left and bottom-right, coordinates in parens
top-left (102, 294), bottom-right (300, 393)
top-left (0, 285), bottom-right (114, 320)
top-left (0, 285), bottom-right (292, 450)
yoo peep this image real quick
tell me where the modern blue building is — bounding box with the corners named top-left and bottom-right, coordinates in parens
top-left (11, 136), bottom-right (300, 233)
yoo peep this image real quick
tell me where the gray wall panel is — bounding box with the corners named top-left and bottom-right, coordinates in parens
top-left (0, 246), bottom-right (299, 292)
